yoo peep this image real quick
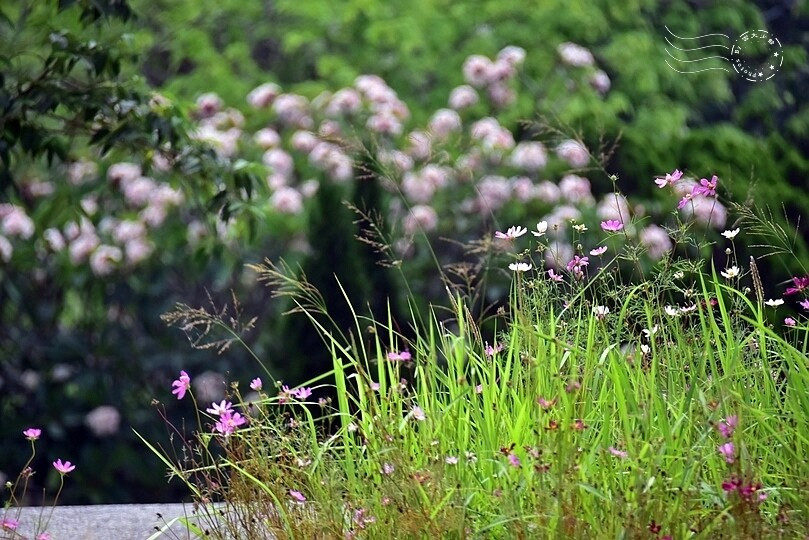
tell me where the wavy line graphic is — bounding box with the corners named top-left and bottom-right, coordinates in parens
top-left (665, 26), bottom-right (729, 40)
top-left (664, 36), bottom-right (729, 52)
top-left (664, 47), bottom-right (729, 63)
top-left (665, 59), bottom-right (731, 74)
top-left (663, 25), bottom-right (733, 74)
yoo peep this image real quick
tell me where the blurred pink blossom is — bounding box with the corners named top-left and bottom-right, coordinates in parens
top-left (326, 88), bottom-right (362, 116)
top-left (487, 83), bottom-right (515, 107)
top-left (272, 94), bottom-right (311, 127)
top-left (247, 82), bottom-right (281, 109)
top-left (509, 142), bottom-right (548, 171)
top-left (270, 187), bottom-right (304, 215)
top-left (290, 130), bottom-right (318, 153)
top-left (448, 85), bottom-right (479, 109)
top-left (0, 205), bottom-right (35, 239)
top-left (639, 224), bottom-right (673, 261)
top-left (476, 175), bottom-right (512, 212)
top-left (68, 160), bottom-right (98, 185)
top-left (253, 128), bottom-right (281, 149)
top-left (428, 108), bottom-right (462, 138)
top-left (195, 92), bottom-right (223, 118)
top-left (262, 149), bottom-right (294, 178)
top-left (559, 174), bottom-right (594, 204)
top-left (463, 54), bottom-right (495, 87)
top-left (497, 45), bottom-right (526, 67)
top-left (589, 70), bottom-right (611, 94)
top-left (557, 42), bottom-right (594, 67)
top-left (89, 245), bottom-right (122, 276)
top-left (555, 140), bottom-right (590, 168)
top-left (403, 205), bottom-right (438, 235)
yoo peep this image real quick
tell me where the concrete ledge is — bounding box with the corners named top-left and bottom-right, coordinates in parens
top-left (1, 503), bottom-right (212, 540)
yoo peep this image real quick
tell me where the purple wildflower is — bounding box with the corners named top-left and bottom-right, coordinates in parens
top-left (716, 415), bottom-right (738, 439)
top-left (784, 276), bottom-right (809, 296)
top-left (718, 442), bottom-right (735, 463)
top-left (693, 175), bottom-right (718, 197)
top-left (600, 220), bottom-right (623, 232)
top-left (171, 370), bottom-right (191, 400)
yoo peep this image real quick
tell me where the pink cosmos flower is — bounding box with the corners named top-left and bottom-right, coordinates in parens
top-left (566, 255), bottom-right (589, 272)
top-left (785, 317), bottom-right (797, 327)
top-left (716, 415), bottom-right (738, 439)
top-left (214, 410), bottom-right (247, 436)
top-left (484, 342), bottom-right (504, 357)
top-left (370, 382), bottom-right (380, 391)
top-left (654, 169), bottom-right (683, 188)
top-left (289, 490), bottom-right (306, 503)
top-left (171, 370), bottom-right (191, 400)
top-left (507, 453), bottom-right (521, 468)
top-left (37, 533), bottom-right (53, 540)
top-left (1, 518), bottom-right (19, 530)
top-left (608, 447), bottom-right (628, 459)
top-left (206, 400), bottom-right (234, 417)
top-left (547, 269), bottom-right (564, 282)
top-left (784, 276), bottom-right (809, 296)
top-left (278, 385), bottom-right (293, 404)
top-left (250, 377), bottom-right (262, 391)
top-left (53, 459), bottom-right (76, 474)
top-left (293, 387), bottom-right (313, 400)
top-left (411, 405), bottom-right (426, 421)
top-left (387, 350), bottom-right (412, 362)
top-left (693, 175), bottom-right (718, 197)
top-left (382, 463), bottom-right (394, 475)
top-left (677, 193), bottom-right (693, 210)
top-left (590, 246), bottom-right (607, 256)
top-left (600, 220), bottom-right (623, 232)
top-left (24, 427), bottom-right (42, 441)
top-left (800, 299), bottom-right (809, 311)
top-left (717, 442), bottom-right (735, 463)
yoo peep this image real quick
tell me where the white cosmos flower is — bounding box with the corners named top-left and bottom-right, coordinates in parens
top-left (720, 265), bottom-right (740, 279)
top-left (642, 325), bottom-right (659, 338)
top-left (664, 305), bottom-right (679, 317)
top-left (721, 228), bottom-right (740, 239)
top-left (532, 221), bottom-right (548, 237)
top-left (765, 298), bottom-right (784, 307)
top-left (593, 305), bottom-right (610, 319)
top-left (509, 262), bottom-right (532, 272)
top-left (495, 225), bottom-right (528, 240)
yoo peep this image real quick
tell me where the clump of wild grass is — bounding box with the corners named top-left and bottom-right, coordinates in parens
top-left (149, 250), bottom-right (809, 538)
top-left (143, 173), bottom-right (809, 539)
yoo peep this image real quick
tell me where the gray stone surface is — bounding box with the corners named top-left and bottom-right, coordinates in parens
top-left (1, 503), bottom-right (217, 540)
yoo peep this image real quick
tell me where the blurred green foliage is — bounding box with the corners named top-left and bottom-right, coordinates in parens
top-left (132, 0), bottom-right (809, 246)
